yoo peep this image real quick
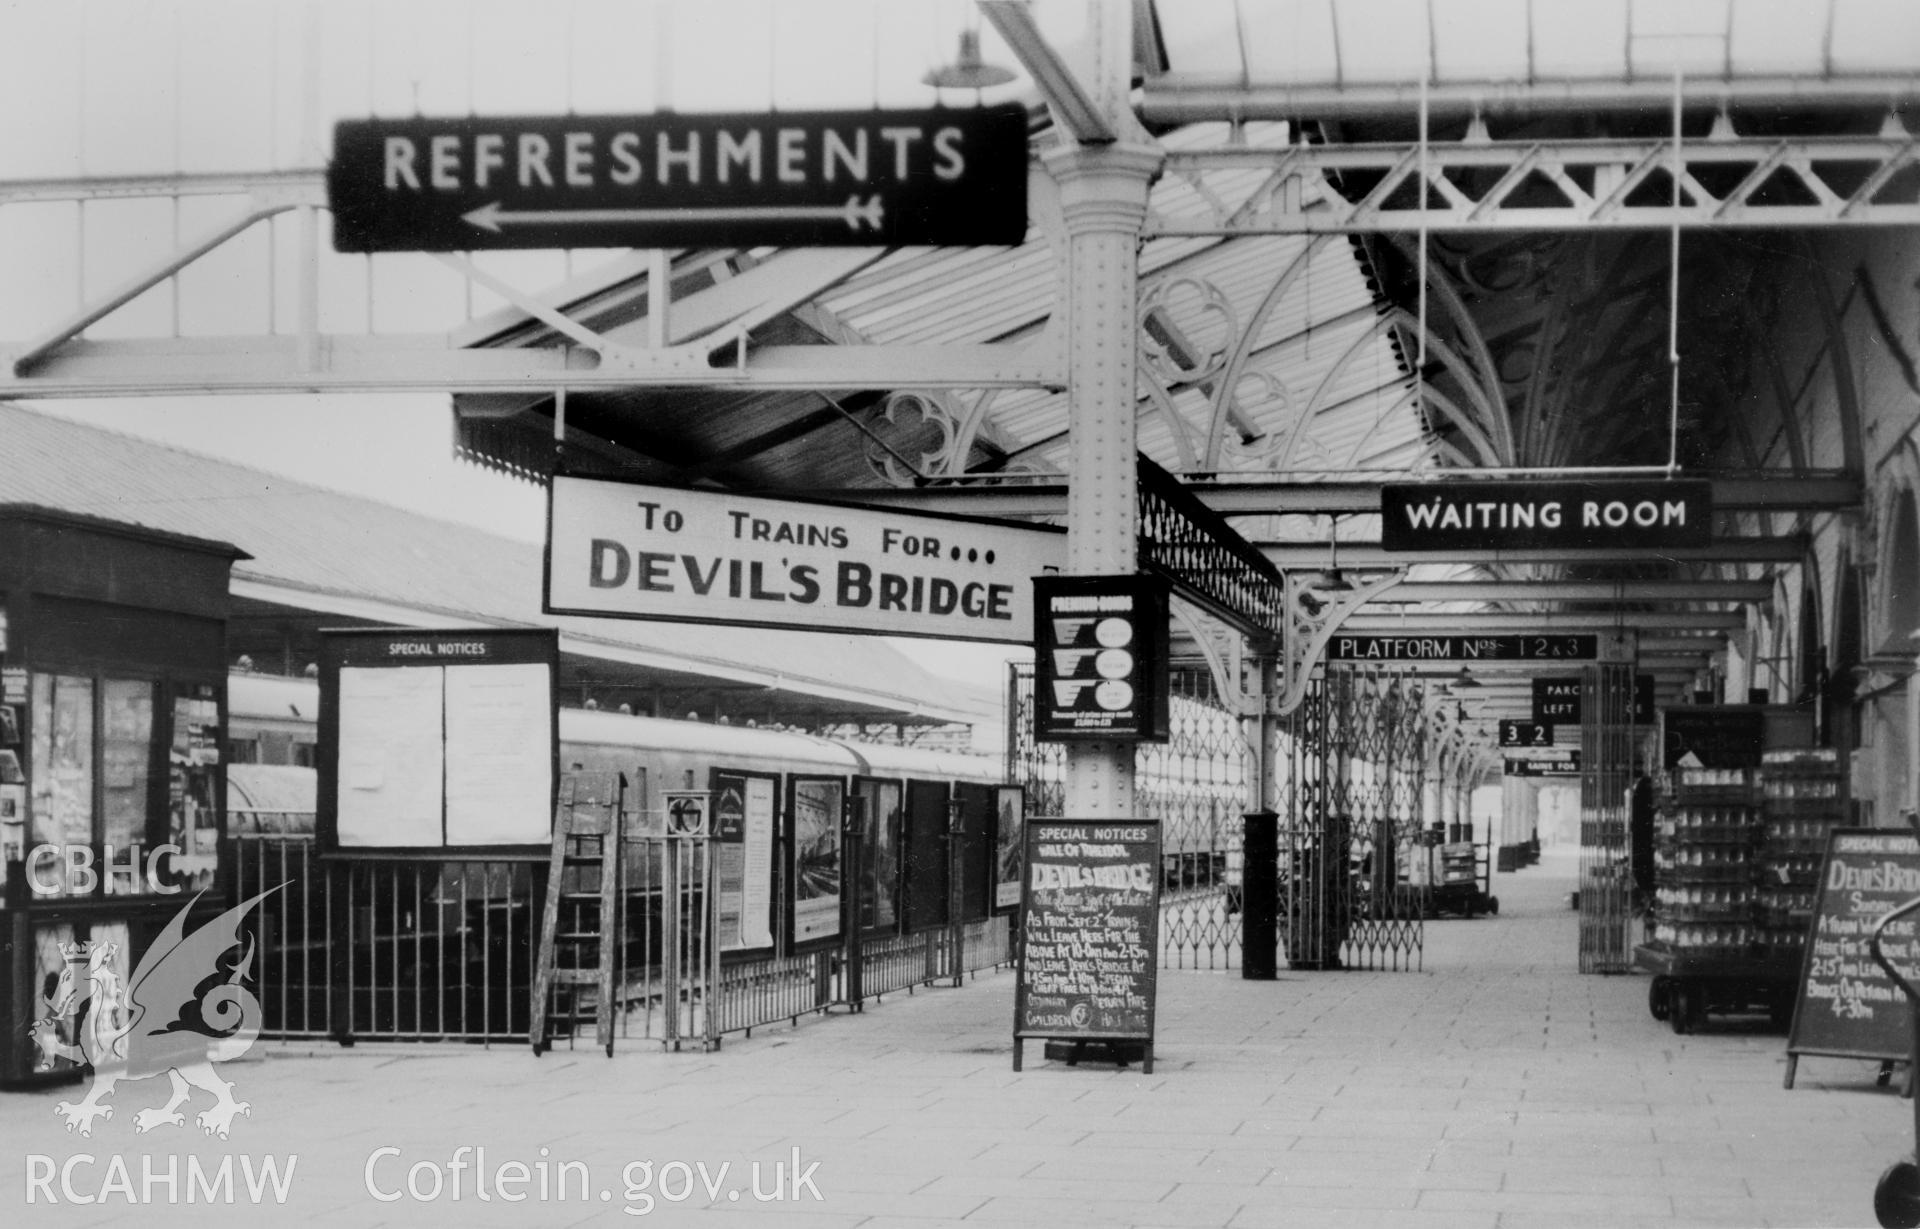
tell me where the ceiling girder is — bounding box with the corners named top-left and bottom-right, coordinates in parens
top-left (1366, 579), bottom-right (1771, 603)
top-left (1259, 538), bottom-right (1805, 567)
top-left (1338, 611), bottom-right (1745, 632)
top-left (0, 335), bottom-right (1062, 399)
top-left (1139, 76), bottom-right (1920, 125)
top-left (837, 474), bottom-right (1857, 516)
top-left (1146, 136), bottom-right (1920, 234)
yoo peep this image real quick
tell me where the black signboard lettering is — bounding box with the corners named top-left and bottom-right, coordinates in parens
top-left (1663, 706), bottom-right (1766, 768)
top-left (1785, 829), bottom-right (1920, 1085)
top-left (1530, 674), bottom-right (1656, 725)
top-left (329, 105), bottom-right (1029, 252)
top-left (1327, 635), bottom-right (1597, 662)
top-left (1033, 575), bottom-right (1170, 744)
top-left (1381, 480), bottom-right (1712, 551)
top-left (1499, 720), bottom-right (1554, 747)
top-left (1013, 819), bottom-right (1161, 1071)
top-left (1505, 754), bottom-right (1580, 777)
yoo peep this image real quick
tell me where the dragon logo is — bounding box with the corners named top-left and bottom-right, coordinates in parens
top-left (28, 886), bottom-right (282, 1139)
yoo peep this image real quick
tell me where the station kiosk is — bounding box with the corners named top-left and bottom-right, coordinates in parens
top-left (0, 505), bottom-right (244, 1087)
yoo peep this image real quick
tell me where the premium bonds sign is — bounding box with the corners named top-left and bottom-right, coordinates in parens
top-left (546, 475), bottom-right (1063, 644)
top-left (1033, 575), bottom-right (1171, 743)
top-left (329, 105), bottom-right (1028, 251)
top-left (1381, 480), bottom-right (1712, 551)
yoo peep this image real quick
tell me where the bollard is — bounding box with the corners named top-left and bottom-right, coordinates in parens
top-left (1242, 809), bottom-right (1278, 980)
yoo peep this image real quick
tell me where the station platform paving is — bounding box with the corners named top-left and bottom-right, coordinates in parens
top-left (2, 847), bottom-right (1911, 1228)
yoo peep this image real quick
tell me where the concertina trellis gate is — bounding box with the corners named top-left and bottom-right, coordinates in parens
top-left (228, 665), bottom-right (1444, 1046)
top-left (1008, 663), bottom-right (1431, 973)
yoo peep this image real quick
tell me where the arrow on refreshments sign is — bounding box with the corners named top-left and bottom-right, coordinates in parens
top-left (462, 195), bottom-right (885, 235)
top-left (328, 106), bottom-right (1027, 252)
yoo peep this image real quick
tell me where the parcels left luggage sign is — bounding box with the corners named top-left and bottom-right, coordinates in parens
top-left (327, 106), bottom-right (1029, 252)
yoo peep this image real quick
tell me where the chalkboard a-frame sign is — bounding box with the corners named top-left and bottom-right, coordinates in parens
top-left (1012, 818), bottom-right (1162, 1073)
top-left (1784, 827), bottom-right (1920, 1089)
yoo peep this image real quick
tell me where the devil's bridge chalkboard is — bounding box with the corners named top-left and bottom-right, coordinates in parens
top-left (1785, 828), bottom-right (1920, 1088)
top-left (1012, 819), bottom-right (1161, 1073)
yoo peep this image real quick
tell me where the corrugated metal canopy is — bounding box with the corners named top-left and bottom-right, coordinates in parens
top-left (1150, 0), bottom-right (1920, 87)
top-left (454, 121), bottom-right (1430, 492)
top-left (0, 405), bottom-right (996, 728)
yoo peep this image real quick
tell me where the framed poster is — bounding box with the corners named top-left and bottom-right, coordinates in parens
top-left (853, 776), bottom-right (903, 937)
top-left (787, 776), bottom-right (845, 949)
top-left (710, 768), bottom-right (778, 954)
top-left (317, 628), bottom-right (558, 858)
top-left (993, 785), bottom-right (1024, 912)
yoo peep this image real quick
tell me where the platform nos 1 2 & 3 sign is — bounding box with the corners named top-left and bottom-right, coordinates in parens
top-left (545, 474), bottom-right (1064, 644)
top-left (328, 105), bottom-right (1028, 251)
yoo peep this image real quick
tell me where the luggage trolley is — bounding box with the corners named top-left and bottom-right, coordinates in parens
top-left (1634, 763), bottom-right (1799, 1033)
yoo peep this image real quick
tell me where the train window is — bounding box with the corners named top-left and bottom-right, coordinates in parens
top-left (226, 738), bottom-right (261, 765)
top-left (292, 742), bottom-right (316, 769)
top-left (951, 782), bottom-right (994, 925)
top-left (901, 780), bottom-right (951, 933)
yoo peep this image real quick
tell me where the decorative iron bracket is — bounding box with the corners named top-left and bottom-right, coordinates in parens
top-left (1136, 454), bottom-right (1288, 635)
top-left (1272, 569), bottom-right (1406, 717)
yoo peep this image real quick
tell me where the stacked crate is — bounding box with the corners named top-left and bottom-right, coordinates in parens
top-left (1651, 767), bottom-right (1759, 956)
top-left (1756, 747), bottom-right (1845, 961)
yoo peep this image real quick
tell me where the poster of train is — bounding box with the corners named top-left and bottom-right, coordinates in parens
top-left (789, 776), bottom-right (845, 948)
top-left (994, 785), bottom-right (1024, 911)
top-left (854, 777), bottom-right (903, 936)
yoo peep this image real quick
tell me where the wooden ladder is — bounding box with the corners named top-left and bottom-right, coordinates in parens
top-left (531, 771), bottom-right (621, 1057)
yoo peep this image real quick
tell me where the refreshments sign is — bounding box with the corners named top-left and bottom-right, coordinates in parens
top-left (329, 105), bottom-right (1029, 251)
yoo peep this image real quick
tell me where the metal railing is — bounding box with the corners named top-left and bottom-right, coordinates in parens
top-left (236, 821), bottom-right (1008, 1050)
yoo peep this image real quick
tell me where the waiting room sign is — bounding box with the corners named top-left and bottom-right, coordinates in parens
top-left (1380, 480), bottom-right (1712, 552)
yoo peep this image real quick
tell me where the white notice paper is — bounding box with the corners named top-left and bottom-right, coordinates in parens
top-left (741, 777), bottom-right (775, 949)
top-left (337, 666), bottom-right (444, 847)
top-left (444, 664), bottom-right (553, 846)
